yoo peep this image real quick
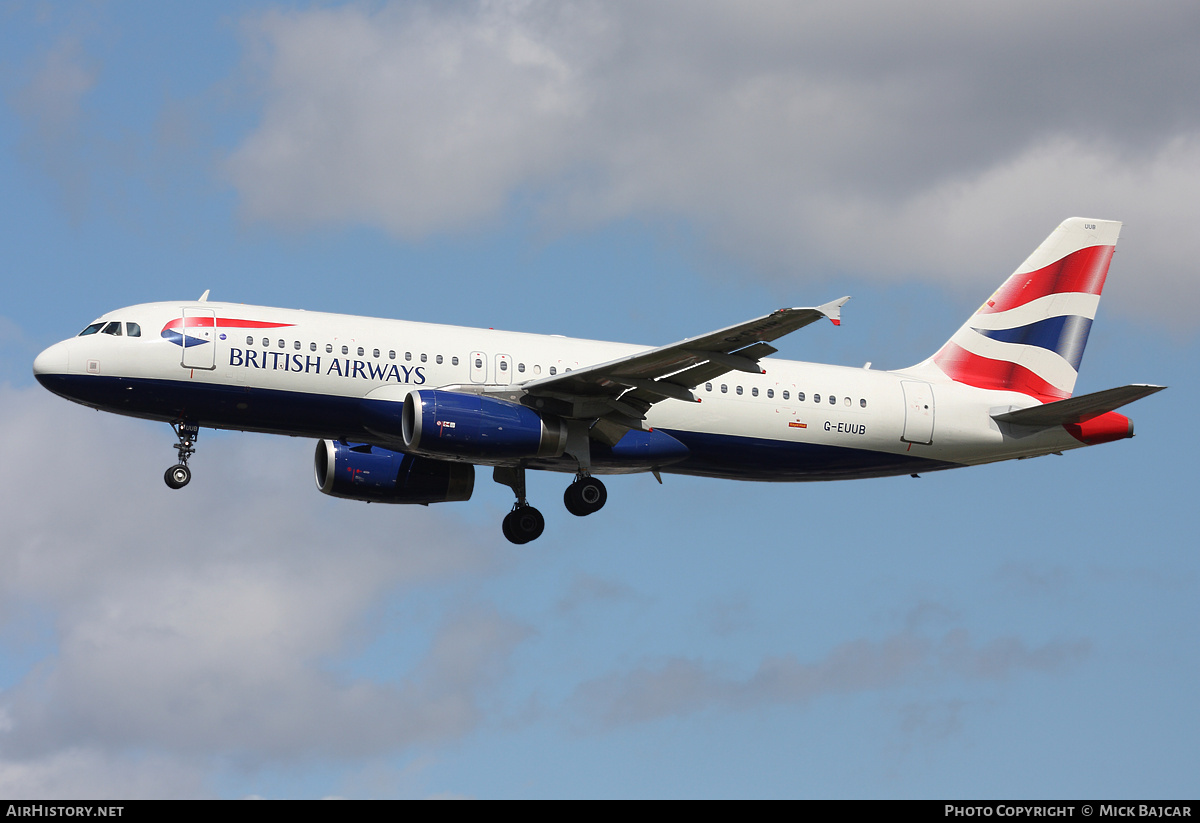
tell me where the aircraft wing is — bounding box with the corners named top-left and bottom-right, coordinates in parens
top-left (517, 297), bottom-right (849, 432)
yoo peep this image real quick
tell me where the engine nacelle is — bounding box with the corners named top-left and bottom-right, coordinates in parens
top-left (398, 390), bottom-right (567, 460)
top-left (314, 440), bottom-right (474, 504)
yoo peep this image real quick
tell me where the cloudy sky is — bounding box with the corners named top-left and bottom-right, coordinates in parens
top-left (1, 0), bottom-right (1196, 798)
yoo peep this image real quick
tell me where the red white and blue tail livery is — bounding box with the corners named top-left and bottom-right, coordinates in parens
top-left (33, 218), bottom-right (1164, 543)
top-left (927, 217), bottom-right (1116, 401)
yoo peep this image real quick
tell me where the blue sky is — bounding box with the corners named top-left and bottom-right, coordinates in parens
top-left (0, 1), bottom-right (1196, 798)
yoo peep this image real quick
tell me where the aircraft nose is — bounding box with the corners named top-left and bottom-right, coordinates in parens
top-left (33, 341), bottom-right (70, 383)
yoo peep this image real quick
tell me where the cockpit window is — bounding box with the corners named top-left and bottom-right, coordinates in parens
top-left (126, 322), bottom-right (141, 338)
top-left (102, 322), bottom-right (123, 336)
top-left (78, 322), bottom-right (105, 336)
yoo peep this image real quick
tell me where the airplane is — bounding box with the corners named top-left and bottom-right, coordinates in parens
top-left (33, 217), bottom-right (1164, 544)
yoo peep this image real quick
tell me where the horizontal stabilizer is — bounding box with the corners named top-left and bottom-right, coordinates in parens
top-left (992, 384), bottom-right (1166, 427)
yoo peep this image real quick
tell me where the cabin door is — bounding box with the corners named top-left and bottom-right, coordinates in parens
top-left (900, 380), bottom-right (935, 444)
top-left (495, 353), bottom-right (512, 384)
top-left (180, 308), bottom-right (216, 370)
top-left (469, 351), bottom-right (487, 383)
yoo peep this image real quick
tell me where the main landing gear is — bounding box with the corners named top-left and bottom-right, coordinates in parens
top-left (564, 474), bottom-right (607, 517)
top-left (493, 466), bottom-right (608, 544)
top-left (494, 465), bottom-right (544, 544)
top-left (164, 422), bottom-right (199, 490)
top-left (502, 504), bottom-right (545, 545)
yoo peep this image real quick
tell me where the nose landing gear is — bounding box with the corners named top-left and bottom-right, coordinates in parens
top-left (164, 422), bottom-right (199, 490)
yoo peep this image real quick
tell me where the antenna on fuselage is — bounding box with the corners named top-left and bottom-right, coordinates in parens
top-left (198, 290), bottom-right (210, 302)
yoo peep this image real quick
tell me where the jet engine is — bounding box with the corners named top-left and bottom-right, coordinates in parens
top-left (314, 440), bottom-right (474, 504)
top-left (394, 389), bottom-right (567, 461)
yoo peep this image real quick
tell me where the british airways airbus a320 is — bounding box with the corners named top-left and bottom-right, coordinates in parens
top-left (34, 218), bottom-right (1163, 543)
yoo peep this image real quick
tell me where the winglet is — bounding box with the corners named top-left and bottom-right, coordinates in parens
top-left (818, 296), bottom-right (851, 326)
top-left (198, 289), bottom-right (210, 302)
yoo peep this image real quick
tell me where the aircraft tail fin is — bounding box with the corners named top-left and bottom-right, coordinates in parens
top-left (923, 217), bottom-right (1121, 401)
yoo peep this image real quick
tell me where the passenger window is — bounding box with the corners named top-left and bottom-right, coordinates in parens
top-left (797, 392), bottom-right (805, 402)
top-left (263, 338), bottom-right (269, 347)
top-left (532, 364), bottom-right (540, 374)
top-left (844, 397), bottom-right (850, 406)
top-left (452, 356), bottom-right (460, 366)
top-left (326, 344), bottom-right (333, 354)
top-left (860, 398), bottom-right (867, 408)
top-left (829, 395), bottom-right (836, 405)
top-left (438, 355), bottom-right (444, 365)
top-left (783, 391), bottom-right (790, 400)
top-left (278, 339), bottom-right (285, 348)
top-left (78, 323), bottom-right (105, 336)
top-left (752, 387), bottom-right (759, 397)
top-left (246, 336), bottom-right (254, 346)
top-left (389, 351), bottom-right (396, 360)
top-left (706, 383), bottom-right (712, 391)
top-left (294, 341), bottom-right (301, 350)
top-left (475, 358), bottom-right (482, 368)
top-left (736, 386), bottom-right (743, 395)
top-left (767, 388), bottom-right (774, 399)
top-left (126, 323), bottom-right (141, 338)
top-left (373, 349), bottom-right (380, 358)
top-left (103, 322), bottom-right (122, 336)
top-left (500, 360), bottom-right (508, 371)
top-left (310, 342), bottom-right (317, 352)
top-left (405, 352), bottom-right (412, 361)
top-left (421, 353), bottom-right (427, 363)
top-left (517, 362), bottom-right (524, 372)
top-left (341, 346), bottom-right (349, 355)
top-left (550, 367), bottom-right (557, 375)
top-left (814, 394), bottom-right (821, 403)
top-left (720, 384), bottom-right (727, 393)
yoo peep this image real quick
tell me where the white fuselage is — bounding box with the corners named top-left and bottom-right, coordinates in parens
top-left (33, 300), bottom-right (1088, 481)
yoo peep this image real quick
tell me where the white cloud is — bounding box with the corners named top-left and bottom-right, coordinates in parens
top-left (229, 2), bottom-right (596, 236)
top-left (0, 749), bottom-right (207, 800)
top-left (13, 36), bottom-right (96, 138)
top-left (570, 627), bottom-right (1090, 729)
top-left (226, 1), bottom-right (1200, 323)
top-left (11, 36), bottom-right (99, 218)
top-left (0, 385), bottom-right (525, 792)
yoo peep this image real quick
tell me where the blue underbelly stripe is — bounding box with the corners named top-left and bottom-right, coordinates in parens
top-left (34, 374), bottom-right (960, 481)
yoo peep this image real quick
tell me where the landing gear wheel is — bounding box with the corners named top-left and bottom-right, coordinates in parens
top-left (564, 476), bottom-right (607, 516)
top-left (503, 505), bottom-right (545, 545)
top-left (164, 464), bottom-right (191, 489)
top-left (165, 421), bottom-right (199, 490)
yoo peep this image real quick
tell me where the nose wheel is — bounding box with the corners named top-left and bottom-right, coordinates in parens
top-left (564, 475), bottom-right (606, 516)
top-left (164, 422), bottom-right (199, 490)
top-left (165, 463), bottom-right (191, 489)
